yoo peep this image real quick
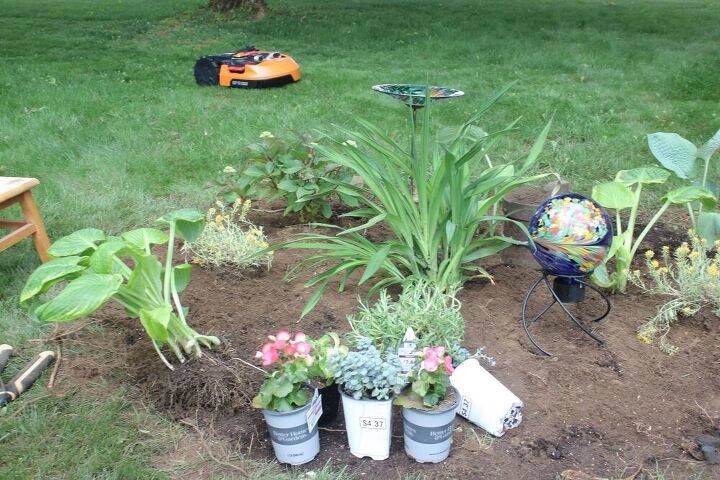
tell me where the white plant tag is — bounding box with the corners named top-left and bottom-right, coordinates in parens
top-left (458, 395), bottom-right (472, 419)
top-left (397, 327), bottom-right (417, 374)
top-left (359, 416), bottom-right (387, 430)
top-left (306, 389), bottom-right (323, 431)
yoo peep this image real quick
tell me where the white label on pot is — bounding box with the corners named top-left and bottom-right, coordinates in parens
top-left (398, 327), bottom-right (418, 374)
top-left (458, 395), bottom-right (472, 419)
top-left (306, 389), bottom-right (323, 432)
top-left (359, 417), bottom-right (387, 430)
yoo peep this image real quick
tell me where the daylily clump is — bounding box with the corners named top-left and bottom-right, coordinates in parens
top-left (252, 329), bottom-right (317, 412)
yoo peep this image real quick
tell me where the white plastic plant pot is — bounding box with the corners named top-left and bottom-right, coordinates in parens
top-left (402, 387), bottom-right (459, 463)
top-left (450, 359), bottom-right (523, 437)
top-left (340, 388), bottom-right (393, 460)
top-left (262, 400), bottom-right (320, 465)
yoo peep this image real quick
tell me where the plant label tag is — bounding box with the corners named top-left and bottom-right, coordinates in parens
top-left (397, 327), bottom-right (417, 374)
top-left (458, 395), bottom-right (472, 419)
top-left (306, 389), bottom-right (322, 432)
top-left (359, 417), bottom-right (387, 430)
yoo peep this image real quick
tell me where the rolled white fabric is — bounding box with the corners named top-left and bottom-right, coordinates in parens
top-left (450, 359), bottom-right (523, 437)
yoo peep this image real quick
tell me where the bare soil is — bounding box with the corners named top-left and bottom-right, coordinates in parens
top-left (54, 207), bottom-right (720, 479)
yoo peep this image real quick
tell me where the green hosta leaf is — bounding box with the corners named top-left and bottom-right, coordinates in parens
top-left (172, 264), bottom-right (192, 293)
top-left (48, 228), bottom-right (106, 257)
top-left (697, 212), bottom-right (720, 245)
top-left (663, 186), bottom-right (715, 207)
top-left (158, 209), bottom-right (205, 242)
top-left (647, 132), bottom-right (698, 179)
top-left (615, 166), bottom-right (670, 186)
top-left (89, 238), bottom-right (139, 274)
top-left (590, 263), bottom-right (614, 288)
top-left (119, 254), bottom-right (163, 306)
top-left (121, 228), bottom-right (169, 250)
top-left (35, 273), bottom-right (122, 322)
top-left (697, 129), bottom-right (720, 163)
top-left (591, 182), bottom-right (635, 210)
top-left (139, 306), bottom-right (171, 342)
top-left (20, 256), bottom-right (86, 304)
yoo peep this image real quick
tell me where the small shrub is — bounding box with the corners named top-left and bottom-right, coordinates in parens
top-left (213, 131), bottom-right (355, 221)
top-left (629, 234), bottom-right (720, 353)
top-left (347, 280), bottom-right (464, 352)
top-left (327, 337), bottom-right (406, 400)
top-left (182, 199), bottom-right (273, 269)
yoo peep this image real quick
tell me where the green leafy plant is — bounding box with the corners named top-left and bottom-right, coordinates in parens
top-left (279, 85), bottom-right (553, 316)
top-left (181, 198), bottom-right (273, 269)
top-left (630, 236), bottom-right (720, 353)
top-left (347, 280), bottom-right (464, 352)
top-left (395, 346), bottom-right (455, 409)
top-left (20, 209), bottom-right (220, 369)
top-left (648, 130), bottom-right (720, 243)
top-left (252, 329), bottom-right (315, 412)
top-left (327, 337), bottom-right (406, 400)
top-left (307, 332), bottom-right (348, 387)
top-left (214, 131), bottom-right (355, 221)
top-left (591, 166), bottom-right (715, 293)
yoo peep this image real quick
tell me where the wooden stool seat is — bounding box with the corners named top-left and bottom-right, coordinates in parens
top-left (0, 177), bottom-right (51, 263)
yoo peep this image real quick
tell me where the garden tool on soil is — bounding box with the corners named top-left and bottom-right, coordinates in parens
top-left (0, 344), bottom-right (55, 407)
top-left (194, 45), bottom-right (301, 88)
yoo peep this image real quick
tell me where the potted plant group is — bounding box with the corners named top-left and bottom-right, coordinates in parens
top-left (395, 346), bottom-right (459, 463)
top-left (252, 330), bottom-right (321, 465)
top-left (327, 337), bottom-right (406, 460)
top-left (308, 332), bottom-right (347, 426)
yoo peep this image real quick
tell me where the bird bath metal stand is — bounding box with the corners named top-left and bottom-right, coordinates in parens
top-left (522, 193), bottom-right (613, 356)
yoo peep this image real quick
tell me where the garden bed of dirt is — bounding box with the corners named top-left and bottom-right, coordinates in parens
top-left (55, 208), bottom-right (719, 479)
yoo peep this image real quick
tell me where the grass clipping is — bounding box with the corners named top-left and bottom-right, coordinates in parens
top-left (183, 199), bottom-right (273, 269)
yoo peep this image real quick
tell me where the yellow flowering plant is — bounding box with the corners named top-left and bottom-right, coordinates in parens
top-left (181, 199), bottom-right (273, 269)
top-left (629, 234), bottom-right (720, 353)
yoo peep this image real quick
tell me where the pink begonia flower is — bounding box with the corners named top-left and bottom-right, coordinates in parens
top-left (435, 346), bottom-right (446, 357)
top-left (261, 342), bottom-right (275, 354)
top-left (422, 356), bottom-right (439, 372)
top-left (261, 348), bottom-right (279, 366)
top-left (283, 342), bottom-right (297, 355)
top-left (443, 355), bottom-right (454, 374)
top-left (423, 347), bottom-right (437, 359)
top-left (294, 332), bottom-right (306, 343)
top-left (276, 330), bottom-right (291, 341)
top-left (294, 341), bottom-right (312, 357)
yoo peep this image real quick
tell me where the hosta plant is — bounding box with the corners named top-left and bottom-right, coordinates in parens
top-left (395, 346), bottom-right (455, 409)
top-left (591, 166), bottom-right (715, 293)
top-left (20, 209), bottom-right (220, 369)
top-left (327, 337), bottom-right (406, 400)
top-left (630, 236), bottom-right (720, 354)
top-left (214, 131), bottom-right (355, 221)
top-left (279, 84), bottom-right (553, 316)
top-left (648, 130), bottom-right (720, 242)
top-left (252, 330), bottom-right (315, 412)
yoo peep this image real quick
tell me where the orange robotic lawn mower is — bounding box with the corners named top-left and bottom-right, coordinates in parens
top-left (194, 46), bottom-right (301, 88)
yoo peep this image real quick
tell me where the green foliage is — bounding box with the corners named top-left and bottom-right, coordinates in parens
top-left (213, 132), bottom-right (354, 221)
top-left (394, 346), bottom-right (454, 409)
top-left (648, 129), bottom-right (720, 243)
top-left (280, 86), bottom-right (553, 316)
top-left (181, 199), bottom-right (273, 269)
top-left (20, 210), bottom-right (220, 369)
top-left (327, 337), bottom-right (406, 400)
top-left (308, 332), bottom-right (348, 386)
top-left (591, 166), bottom-right (715, 293)
top-left (347, 280), bottom-right (464, 352)
top-left (630, 236), bottom-right (720, 354)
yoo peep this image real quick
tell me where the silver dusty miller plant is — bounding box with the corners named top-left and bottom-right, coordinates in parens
top-left (328, 337), bottom-right (406, 400)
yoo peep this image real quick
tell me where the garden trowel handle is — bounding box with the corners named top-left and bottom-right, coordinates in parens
top-left (0, 351), bottom-right (55, 407)
top-left (0, 344), bottom-right (12, 372)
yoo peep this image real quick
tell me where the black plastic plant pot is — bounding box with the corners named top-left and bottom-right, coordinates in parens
top-left (553, 276), bottom-right (586, 304)
top-left (318, 383), bottom-right (340, 426)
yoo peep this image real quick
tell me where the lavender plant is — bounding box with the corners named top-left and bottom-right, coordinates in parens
top-left (327, 337), bottom-right (406, 400)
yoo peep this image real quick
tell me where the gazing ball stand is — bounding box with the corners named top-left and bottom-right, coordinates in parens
top-left (522, 193), bottom-right (613, 356)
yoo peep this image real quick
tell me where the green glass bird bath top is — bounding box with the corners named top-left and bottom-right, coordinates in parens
top-left (371, 84), bottom-right (464, 108)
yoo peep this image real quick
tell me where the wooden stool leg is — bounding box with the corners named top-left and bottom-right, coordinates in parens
top-left (19, 191), bottom-right (51, 263)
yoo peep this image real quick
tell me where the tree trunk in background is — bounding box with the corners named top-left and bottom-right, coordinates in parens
top-left (208, 0), bottom-right (268, 19)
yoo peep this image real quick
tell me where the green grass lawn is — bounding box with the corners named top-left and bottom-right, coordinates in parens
top-left (1, 0), bottom-right (719, 477)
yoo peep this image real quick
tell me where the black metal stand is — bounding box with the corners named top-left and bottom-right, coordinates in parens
top-left (521, 272), bottom-right (611, 356)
